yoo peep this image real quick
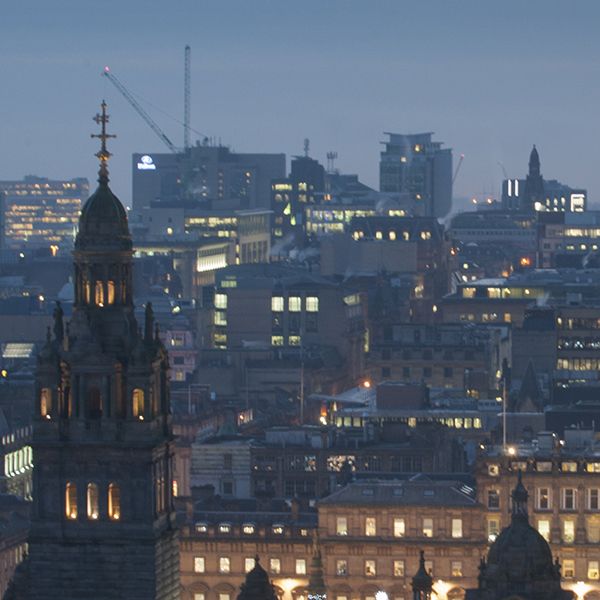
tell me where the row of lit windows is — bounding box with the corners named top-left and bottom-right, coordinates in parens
top-left (487, 486), bottom-right (600, 510)
top-left (40, 387), bottom-right (146, 420)
top-left (558, 318), bottom-right (600, 330)
top-left (336, 516), bottom-right (463, 538)
top-left (271, 335), bottom-right (301, 346)
top-left (65, 482), bottom-right (120, 520)
top-left (4, 446), bottom-right (32, 477)
top-left (195, 522), bottom-right (305, 536)
top-left (556, 358), bottom-right (600, 371)
top-left (271, 296), bottom-right (319, 313)
top-left (193, 556), bottom-right (307, 576)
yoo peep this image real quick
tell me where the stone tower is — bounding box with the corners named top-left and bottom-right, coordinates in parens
top-left (522, 145), bottom-right (545, 211)
top-left (24, 102), bottom-right (180, 600)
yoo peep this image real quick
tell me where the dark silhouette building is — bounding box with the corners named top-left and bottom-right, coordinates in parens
top-left (23, 103), bottom-right (180, 599)
top-left (467, 471), bottom-right (573, 600)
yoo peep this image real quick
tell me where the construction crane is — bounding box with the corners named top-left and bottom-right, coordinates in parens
top-left (102, 67), bottom-right (179, 154)
top-left (184, 45), bottom-right (191, 152)
top-left (453, 154), bottom-right (465, 184)
top-left (498, 161), bottom-right (508, 179)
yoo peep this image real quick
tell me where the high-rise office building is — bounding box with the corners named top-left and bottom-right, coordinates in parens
top-left (379, 132), bottom-right (452, 218)
top-left (132, 143), bottom-right (285, 215)
top-left (0, 176), bottom-right (88, 249)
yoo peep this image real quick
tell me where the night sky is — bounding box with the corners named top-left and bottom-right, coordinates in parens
top-left (1, 1), bottom-right (598, 209)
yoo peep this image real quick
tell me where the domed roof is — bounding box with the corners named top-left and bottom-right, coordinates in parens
top-left (75, 177), bottom-right (131, 252)
top-left (480, 471), bottom-right (563, 600)
top-left (237, 556), bottom-right (277, 600)
top-left (76, 100), bottom-right (131, 252)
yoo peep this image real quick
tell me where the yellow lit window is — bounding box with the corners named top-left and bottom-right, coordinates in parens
top-left (245, 557), bottom-right (255, 573)
top-left (271, 336), bottom-right (284, 346)
top-left (107, 281), bottom-right (115, 305)
top-left (66, 482), bottom-right (77, 519)
top-left (215, 293), bottom-right (228, 309)
top-left (394, 518), bottom-right (405, 537)
top-left (289, 336), bottom-right (301, 346)
top-left (219, 557), bottom-right (230, 573)
top-left (452, 519), bottom-right (463, 538)
top-left (108, 483), bottom-right (120, 520)
top-left (365, 517), bottom-right (376, 536)
top-left (394, 560), bottom-right (404, 577)
top-left (40, 387), bottom-right (52, 418)
top-left (296, 559), bottom-right (306, 575)
top-left (87, 483), bottom-right (99, 520)
top-left (337, 517), bottom-right (347, 535)
top-left (95, 281), bottom-right (104, 306)
top-left (132, 389), bottom-right (144, 419)
top-left (194, 557), bottom-right (205, 573)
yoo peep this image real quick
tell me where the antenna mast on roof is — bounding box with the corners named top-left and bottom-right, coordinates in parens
top-left (326, 151), bottom-right (338, 174)
top-left (304, 138), bottom-right (310, 157)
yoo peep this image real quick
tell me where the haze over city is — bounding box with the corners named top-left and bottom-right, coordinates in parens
top-left (1, 0), bottom-right (598, 206)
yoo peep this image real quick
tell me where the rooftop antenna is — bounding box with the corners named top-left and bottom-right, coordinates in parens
top-left (304, 138), bottom-right (310, 157)
top-left (184, 45), bottom-right (191, 152)
top-left (326, 151), bottom-right (338, 174)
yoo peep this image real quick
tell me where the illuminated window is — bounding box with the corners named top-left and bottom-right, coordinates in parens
top-left (271, 296), bottom-right (284, 312)
top-left (365, 517), bottom-right (376, 536)
top-left (536, 461), bottom-right (552, 472)
top-left (564, 520), bottom-right (575, 543)
top-left (306, 297), bottom-right (319, 312)
top-left (194, 557), bottom-right (205, 573)
top-left (66, 482), bottom-right (77, 519)
top-left (589, 561), bottom-right (600, 580)
top-left (41, 387), bottom-right (52, 418)
top-left (289, 297), bottom-right (301, 312)
top-left (245, 557), bottom-right (255, 573)
top-left (488, 520), bottom-right (499, 541)
top-left (452, 519), bottom-right (463, 538)
top-left (270, 558), bottom-right (281, 574)
top-left (488, 464), bottom-right (499, 476)
top-left (423, 518), bottom-right (433, 537)
top-left (452, 562), bottom-right (463, 577)
top-left (365, 560), bottom-right (376, 577)
top-left (389, 231), bottom-right (396, 241)
top-left (214, 311), bottom-right (227, 326)
top-left (108, 483), bottom-right (120, 520)
top-left (95, 281), bottom-right (104, 306)
top-left (394, 560), bottom-right (404, 577)
top-left (243, 524), bottom-right (255, 534)
top-left (195, 522), bottom-right (208, 533)
top-left (562, 461), bottom-right (577, 472)
top-left (537, 488), bottom-right (551, 510)
top-left (421, 230), bottom-right (431, 240)
top-left (271, 336), bottom-right (284, 346)
top-left (563, 559), bottom-right (574, 579)
top-left (375, 231), bottom-right (383, 240)
top-left (336, 517), bottom-right (347, 535)
top-left (215, 293), bottom-right (227, 309)
top-left (219, 523), bottom-right (231, 533)
top-left (87, 483), bottom-right (99, 520)
top-left (296, 559), bottom-right (306, 575)
top-left (219, 557), bottom-right (230, 573)
top-left (273, 525), bottom-right (284, 535)
top-left (336, 559), bottom-right (347, 575)
top-left (394, 518), bottom-right (405, 537)
top-left (289, 336), bottom-right (301, 346)
top-left (132, 389), bottom-right (144, 419)
top-left (107, 281), bottom-right (115, 305)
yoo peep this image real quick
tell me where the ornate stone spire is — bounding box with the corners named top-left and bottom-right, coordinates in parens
top-left (411, 550), bottom-right (433, 600)
top-left (91, 100), bottom-right (116, 183)
top-left (511, 469), bottom-right (529, 519)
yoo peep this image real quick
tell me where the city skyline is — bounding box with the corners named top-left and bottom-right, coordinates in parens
top-left (0, 1), bottom-right (599, 208)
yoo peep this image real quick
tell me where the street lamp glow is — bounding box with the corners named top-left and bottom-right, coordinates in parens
top-left (375, 592), bottom-right (388, 600)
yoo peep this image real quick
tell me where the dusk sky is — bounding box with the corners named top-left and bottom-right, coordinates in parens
top-left (1, 1), bottom-right (598, 210)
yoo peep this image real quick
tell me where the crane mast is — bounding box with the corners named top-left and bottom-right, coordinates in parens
top-left (184, 45), bottom-right (191, 152)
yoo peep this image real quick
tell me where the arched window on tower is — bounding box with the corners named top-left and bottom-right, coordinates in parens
top-left (107, 281), bottom-right (115, 305)
top-left (132, 389), bottom-right (144, 420)
top-left (66, 483), bottom-right (78, 519)
top-left (108, 483), bottom-right (120, 520)
top-left (87, 483), bottom-right (99, 519)
top-left (40, 388), bottom-right (52, 418)
top-left (88, 387), bottom-right (102, 419)
top-left (95, 281), bottom-right (104, 307)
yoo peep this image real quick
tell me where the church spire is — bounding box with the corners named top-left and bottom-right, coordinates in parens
top-left (91, 100), bottom-right (116, 184)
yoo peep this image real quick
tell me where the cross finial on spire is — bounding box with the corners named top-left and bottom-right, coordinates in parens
top-left (91, 100), bottom-right (116, 182)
